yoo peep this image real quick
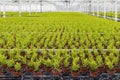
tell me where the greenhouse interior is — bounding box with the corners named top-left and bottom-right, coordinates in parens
top-left (0, 0), bottom-right (120, 80)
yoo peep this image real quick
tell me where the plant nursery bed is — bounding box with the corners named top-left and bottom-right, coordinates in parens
top-left (0, 13), bottom-right (120, 80)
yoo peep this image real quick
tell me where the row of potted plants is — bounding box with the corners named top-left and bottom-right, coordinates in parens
top-left (0, 49), bottom-right (119, 77)
top-left (0, 12), bottom-right (120, 49)
top-left (93, 12), bottom-right (120, 18)
top-left (1, 30), bottom-right (120, 49)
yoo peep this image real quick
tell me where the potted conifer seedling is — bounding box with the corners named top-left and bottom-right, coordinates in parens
top-left (33, 62), bottom-right (42, 75)
top-left (7, 59), bottom-right (15, 72)
top-left (27, 60), bottom-right (34, 73)
top-left (96, 55), bottom-right (105, 73)
top-left (62, 57), bottom-right (70, 73)
top-left (112, 56), bottom-right (120, 73)
top-left (21, 56), bottom-right (27, 69)
top-left (71, 62), bottom-right (80, 77)
top-left (52, 61), bottom-right (61, 76)
top-left (0, 55), bottom-right (7, 70)
top-left (44, 58), bottom-right (52, 72)
top-left (13, 62), bottom-right (22, 76)
top-left (106, 61), bottom-right (115, 75)
top-left (80, 58), bottom-right (88, 73)
top-left (89, 60), bottom-right (98, 77)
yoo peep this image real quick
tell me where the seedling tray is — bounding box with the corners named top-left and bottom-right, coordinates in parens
top-left (0, 71), bottom-right (120, 80)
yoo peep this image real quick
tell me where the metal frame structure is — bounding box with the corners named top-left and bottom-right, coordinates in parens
top-left (0, 0), bottom-right (120, 21)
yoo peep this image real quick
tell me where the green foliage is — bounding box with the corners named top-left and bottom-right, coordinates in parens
top-left (89, 60), bottom-right (98, 71)
top-left (72, 57), bottom-right (80, 71)
top-left (63, 58), bottom-right (70, 68)
top-left (14, 62), bottom-right (21, 72)
top-left (72, 62), bottom-right (79, 72)
top-left (0, 12), bottom-right (120, 72)
top-left (7, 59), bottom-right (14, 68)
top-left (0, 54), bottom-right (7, 65)
top-left (96, 55), bottom-right (103, 67)
top-left (34, 62), bottom-right (40, 71)
top-left (28, 60), bottom-right (34, 68)
top-left (106, 61), bottom-right (114, 71)
top-left (44, 58), bottom-right (52, 67)
top-left (82, 58), bottom-right (88, 68)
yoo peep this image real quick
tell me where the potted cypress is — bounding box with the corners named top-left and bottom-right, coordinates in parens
top-left (15, 53), bottom-right (22, 62)
top-left (21, 56), bottom-right (27, 68)
top-left (52, 61), bottom-right (61, 76)
top-left (80, 58), bottom-right (88, 73)
top-left (38, 57), bottom-right (44, 69)
top-left (26, 50), bottom-right (32, 60)
top-left (33, 62), bottom-right (42, 75)
top-left (89, 60), bottom-right (98, 77)
top-left (96, 55), bottom-right (105, 73)
top-left (113, 57), bottom-right (120, 73)
top-left (27, 60), bottom-right (34, 73)
top-left (71, 61), bottom-right (80, 77)
top-left (44, 58), bottom-right (53, 72)
top-left (106, 61), bottom-right (115, 75)
top-left (0, 55), bottom-right (7, 70)
top-left (62, 57), bottom-right (70, 73)
top-left (7, 59), bottom-right (15, 72)
top-left (13, 62), bottom-right (22, 76)
top-left (52, 50), bottom-right (62, 76)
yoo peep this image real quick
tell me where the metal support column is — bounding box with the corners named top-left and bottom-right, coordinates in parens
top-left (19, 0), bottom-right (22, 17)
top-left (97, 0), bottom-right (99, 17)
top-left (104, 0), bottom-right (106, 18)
top-left (115, 0), bottom-right (118, 21)
top-left (29, 0), bottom-right (31, 15)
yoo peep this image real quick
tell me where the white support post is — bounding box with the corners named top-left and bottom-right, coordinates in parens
top-left (3, 0), bottom-right (6, 18)
top-left (87, 2), bottom-right (89, 14)
top-left (87, 1), bottom-right (89, 14)
top-left (69, 0), bottom-right (71, 12)
top-left (104, 0), bottom-right (106, 18)
top-left (19, 0), bottom-right (22, 17)
top-left (35, 1), bottom-right (38, 14)
top-left (92, 0), bottom-right (95, 16)
top-left (40, 0), bottom-right (42, 12)
top-left (29, 0), bottom-right (31, 15)
top-left (115, 0), bottom-right (118, 21)
top-left (85, 2), bottom-right (87, 13)
top-left (97, 0), bottom-right (99, 17)
top-left (89, 0), bottom-right (91, 14)
top-left (83, 1), bottom-right (85, 13)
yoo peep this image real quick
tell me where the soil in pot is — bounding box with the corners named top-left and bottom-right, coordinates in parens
top-left (13, 71), bottom-right (22, 76)
top-left (90, 70), bottom-right (98, 77)
top-left (115, 68), bottom-right (120, 73)
top-left (62, 67), bottom-right (70, 73)
top-left (33, 71), bottom-right (42, 76)
top-left (97, 67), bottom-right (105, 73)
top-left (0, 70), bottom-right (3, 75)
top-left (22, 64), bottom-right (27, 69)
top-left (7, 67), bottom-right (15, 72)
top-left (27, 67), bottom-right (34, 73)
top-left (52, 70), bottom-right (61, 76)
top-left (71, 71), bottom-right (80, 77)
top-left (107, 69), bottom-right (115, 75)
top-left (44, 66), bottom-right (52, 72)
top-left (39, 64), bottom-right (44, 70)
top-left (80, 67), bottom-right (88, 73)
top-left (2, 65), bottom-right (8, 70)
